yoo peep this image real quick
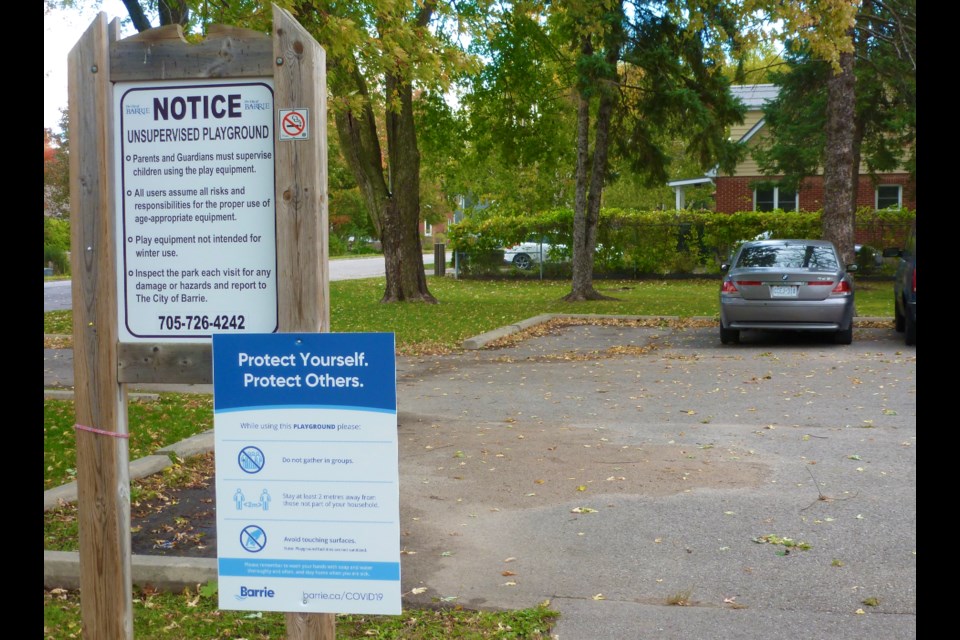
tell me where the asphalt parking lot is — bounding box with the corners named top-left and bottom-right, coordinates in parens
top-left (392, 319), bottom-right (917, 639)
top-left (44, 318), bottom-right (917, 639)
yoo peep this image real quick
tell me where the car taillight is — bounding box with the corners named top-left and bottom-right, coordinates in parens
top-left (831, 280), bottom-right (852, 294)
top-left (721, 281), bottom-right (738, 294)
top-left (912, 267), bottom-right (916, 292)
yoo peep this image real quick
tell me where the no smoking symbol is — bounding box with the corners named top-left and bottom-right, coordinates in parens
top-left (279, 109), bottom-right (309, 140)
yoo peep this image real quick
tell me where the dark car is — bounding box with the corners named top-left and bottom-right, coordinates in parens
top-left (883, 223), bottom-right (916, 346)
top-left (719, 239), bottom-right (858, 345)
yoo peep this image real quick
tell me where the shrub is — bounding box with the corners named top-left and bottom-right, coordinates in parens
top-left (448, 207), bottom-right (916, 279)
top-left (44, 244), bottom-right (70, 275)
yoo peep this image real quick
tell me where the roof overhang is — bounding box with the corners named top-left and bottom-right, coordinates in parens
top-left (667, 176), bottom-right (715, 187)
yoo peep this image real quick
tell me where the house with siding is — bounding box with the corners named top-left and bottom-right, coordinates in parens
top-left (668, 84), bottom-right (916, 213)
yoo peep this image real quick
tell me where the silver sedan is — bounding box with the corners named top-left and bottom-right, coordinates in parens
top-left (719, 239), bottom-right (857, 345)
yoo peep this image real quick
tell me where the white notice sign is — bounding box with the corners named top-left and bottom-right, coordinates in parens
top-left (114, 79), bottom-right (278, 341)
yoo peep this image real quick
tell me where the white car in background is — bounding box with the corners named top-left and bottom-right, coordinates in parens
top-left (502, 239), bottom-right (566, 269)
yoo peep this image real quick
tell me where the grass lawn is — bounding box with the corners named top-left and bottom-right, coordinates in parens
top-left (44, 587), bottom-right (558, 639)
top-left (45, 276), bottom-right (894, 353)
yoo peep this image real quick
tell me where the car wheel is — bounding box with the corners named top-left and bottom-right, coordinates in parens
top-left (894, 300), bottom-right (905, 332)
top-left (834, 326), bottom-right (853, 345)
top-left (512, 253), bottom-right (533, 270)
top-left (904, 312), bottom-right (916, 346)
top-left (720, 326), bottom-right (739, 345)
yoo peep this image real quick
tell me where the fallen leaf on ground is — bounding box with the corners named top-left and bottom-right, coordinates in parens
top-left (571, 507), bottom-right (598, 513)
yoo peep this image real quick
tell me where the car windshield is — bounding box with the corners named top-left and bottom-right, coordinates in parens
top-left (736, 244), bottom-right (839, 271)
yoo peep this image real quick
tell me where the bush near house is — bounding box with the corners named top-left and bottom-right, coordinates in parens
top-left (448, 207), bottom-right (915, 278)
top-left (43, 216), bottom-right (71, 275)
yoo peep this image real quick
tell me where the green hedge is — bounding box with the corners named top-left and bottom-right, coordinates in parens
top-left (447, 208), bottom-right (916, 277)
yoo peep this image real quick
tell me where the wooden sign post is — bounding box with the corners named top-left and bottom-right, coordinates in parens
top-left (68, 5), bottom-right (330, 638)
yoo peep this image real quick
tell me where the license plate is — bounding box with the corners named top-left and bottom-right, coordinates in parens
top-left (770, 285), bottom-right (798, 297)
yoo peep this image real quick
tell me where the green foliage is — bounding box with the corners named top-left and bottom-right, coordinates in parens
top-left (449, 207), bottom-right (916, 276)
top-left (44, 216), bottom-right (70, 250)
top-left (44, 245), bottom-right (70, 275)
top-left (753, 0), bottom-right (916, 187)
top-left (459, 249), bottom-right (508, 277)
top-left (750, 46), bottom-right (829, 189)
top-left (452, 3), bottom-right (577, 214)
top-left (43, 209), bottom-right (70, 274)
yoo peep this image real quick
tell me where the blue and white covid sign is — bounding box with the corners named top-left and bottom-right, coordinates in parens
top-left (212, 333), bottom-right (400, 615)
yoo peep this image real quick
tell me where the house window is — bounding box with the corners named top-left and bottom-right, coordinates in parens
top-left (754, 187), bottom-right (798, 212)
top-left (778, 188), bottom-right (798, 212)
top-left (755, 188), bottom-right (775, 212)
top-left (424, 221), bottom-right (433, 237)
top-left (876, 185), bottom-right (902, 209)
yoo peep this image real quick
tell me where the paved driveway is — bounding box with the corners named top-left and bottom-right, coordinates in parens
top-left (392, 320), bottom-right (916, 639)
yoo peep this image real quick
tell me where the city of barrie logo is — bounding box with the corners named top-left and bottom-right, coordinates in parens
top-left (234, 585), bottom-right (276, 601)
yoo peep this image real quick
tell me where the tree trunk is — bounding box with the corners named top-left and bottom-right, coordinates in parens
top-left (566, 67), bottom-right (595, 301)
top-left (334, 71), bottom-right (435, 304)
top-left (382, 71), bottom-right (435, 303)
top-left (565, 30), bottom-right (620, 303)
top-left (821, 49), bottom-right (857, 265)
top-left (122, 0), bottom-right (187, 31)
top-left (121, 0), bottom-right (152, 31)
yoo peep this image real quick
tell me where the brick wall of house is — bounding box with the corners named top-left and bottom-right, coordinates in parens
top-left (714, 177), bottom-right (757, 213)
top-left (715, 173), bottom-right (916, 214)
top-left (420, 218), bottom-right (452, 246)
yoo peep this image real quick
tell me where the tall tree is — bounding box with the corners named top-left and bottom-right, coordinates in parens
top-left (114, 0), bottom-right (476, 303)
top-left (753, 0), bottom-right (915, 262)
top-left (822, 46), bottom-right (858, 262)
top-left (551, 0), bottom-right (747, 301)
top-left (284, 1), bottom-right (487, 303)
top-left (452, 2), bottom-right (578, 216)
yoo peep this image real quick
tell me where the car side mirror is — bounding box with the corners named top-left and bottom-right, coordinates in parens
top-left (720, 263), bottom-right (730, 272)
top-left (846, 263), bottom-right (859, 273)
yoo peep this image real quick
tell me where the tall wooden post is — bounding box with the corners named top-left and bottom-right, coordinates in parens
top-left (271, 5), bottom-right (333, 638)
top-left (68, 4), bottom-right (331, 637)
top-left (69, 13), bottom-right (132, 640)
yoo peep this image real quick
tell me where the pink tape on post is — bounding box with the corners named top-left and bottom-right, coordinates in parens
top-left (74, 423), bottom-right (130, 439)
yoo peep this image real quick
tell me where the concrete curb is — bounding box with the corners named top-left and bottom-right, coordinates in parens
top-left (461, 313), bottom-right (557, 349)
top-left (45, 550), bottom-right (217, 591)
top-left (460, 314), bottom-right (891, 350)
top-left (43, 389), bottom-right (162, 402)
